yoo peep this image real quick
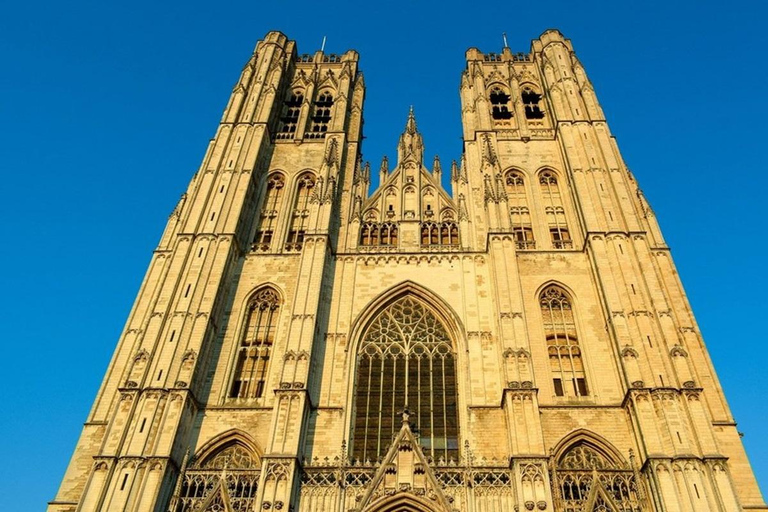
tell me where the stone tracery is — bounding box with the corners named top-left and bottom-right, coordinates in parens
top-left (353, 295), bottom-right (459, 463)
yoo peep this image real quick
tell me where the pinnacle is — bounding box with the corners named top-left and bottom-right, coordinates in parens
top-left (433, 155), bottom-right (442, 174)
top-left (405, 106), bottom-right (418, 135)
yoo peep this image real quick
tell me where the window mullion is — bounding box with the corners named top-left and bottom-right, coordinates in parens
top-left (429, 355), bottom-right (435, 459)
top-left (363, 355), bottom-right (373, 461)
top-left (376, 355), bottom-right (385, 459)
top-left (441, 355), bottom-right (448, 461)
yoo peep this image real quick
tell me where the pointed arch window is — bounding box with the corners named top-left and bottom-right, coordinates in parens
top-left (489, 86), bottom-right (513, 121)
top-left (276, 90), bottom-right (303, 140)
top-left (540, 286), bottom-right (587, 397)
top-left (522, 87), bottom-right (545, 120)
top-left (175, 440), bottom-right (260, 512)
top-left (552, 440), bottom-right (644, 511)
top-left (353, 296), bottom-right (459, 463)
top-left (286, 174), bottom-right (315, 252)
top-left (230, 288), bottom-right (280, 399)
top-left (253, 174), bottom-right (285, 252)
top-left (540, 171), bottom-right (572, 249)
top-left (505, 170), bottom-right (534, 249)
top-left (306, 90), bottom-right (334, 139)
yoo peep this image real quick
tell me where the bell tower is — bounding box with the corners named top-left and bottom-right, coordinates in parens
top-left (48, 31), bottom-right (365, 512)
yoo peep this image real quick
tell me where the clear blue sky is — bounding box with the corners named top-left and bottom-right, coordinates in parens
top-left (1, 1), bottom-right (766, 509)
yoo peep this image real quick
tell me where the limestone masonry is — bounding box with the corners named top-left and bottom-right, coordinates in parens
top-left (49, 30), bottom-right (766, 512)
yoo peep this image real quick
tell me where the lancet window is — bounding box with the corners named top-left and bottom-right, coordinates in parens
top-left (420, 222), bottom-right (459, 248)
top-left (540, 171), bottom-right (572, 249)
top-left (490, 86), bottom-right (513, 121)
top-left (276, 90), bottom-right (303, 140)
top-left (286, 174), bottom-right (315, 252)
top-left (230, 288), bottom-right (280, 399)
top-left (252, 174), bottom-right (285, 252)
top-left (306, 90), bottom-right (334, 139)
top-left (505, 170), bottom-right (534, 249)
top-left (360, 222), bottom-right (398, 247)
top-left (551, 441), bottom-right (644, 512)
top-left (353, 296), bottom-right (459, 463)
top-left (540, 286), bottom-right (587, 397)
top-left (522, 87), bottom-right (545, 120)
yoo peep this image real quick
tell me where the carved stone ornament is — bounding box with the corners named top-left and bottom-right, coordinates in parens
top-left (525, 501), bottom-right (536, 510)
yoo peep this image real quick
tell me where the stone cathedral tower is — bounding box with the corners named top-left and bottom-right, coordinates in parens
top-left (50, 30), bottom-right (766, 512)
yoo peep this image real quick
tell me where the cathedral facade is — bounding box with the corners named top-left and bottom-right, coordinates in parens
top-left (49, 30), bottom-right (766, 512)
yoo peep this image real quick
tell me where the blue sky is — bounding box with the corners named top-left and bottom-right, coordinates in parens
top-left (1, 0), bottom-right (766, 509)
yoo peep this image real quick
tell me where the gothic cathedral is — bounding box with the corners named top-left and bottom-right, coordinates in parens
top-left (49, 30), bottom-right (766, 512)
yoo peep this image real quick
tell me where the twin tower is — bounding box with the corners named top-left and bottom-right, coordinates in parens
top-left (50, 30), bottom-right (765, 512)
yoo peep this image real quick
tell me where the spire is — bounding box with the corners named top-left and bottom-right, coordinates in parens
top-left (397, 107), bottom-right (424, 166)
top-left (405, 105), bottom-right (417, 134)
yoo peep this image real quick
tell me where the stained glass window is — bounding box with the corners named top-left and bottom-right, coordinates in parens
top-left (353, 296), bottom-right (459, 463)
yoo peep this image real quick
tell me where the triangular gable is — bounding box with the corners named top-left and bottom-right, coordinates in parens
top-left (356, 412), bottom-right (451, 512)
top-left (195, 472), bottom-right (233, 512)
top-left (585, 472), bottom-right (622, 512)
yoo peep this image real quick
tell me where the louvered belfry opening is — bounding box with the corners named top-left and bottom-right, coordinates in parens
top-left (353, 295), bottom-right (459, 463)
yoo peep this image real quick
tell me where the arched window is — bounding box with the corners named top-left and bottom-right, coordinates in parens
top-left (552, 440), bottom-right (644, 511)
top-left (360, 222), bottom-right (374, 246)
top-left (286, 174), bottom-right (315, 251)
top-left (353, 296), bottom-right (459, 463)
top-left (522, 87), bottom-right (545, 120)
top-left (306, 90), bottom-right (334, 139)
top-left (253, 174), bottom-right (284, 251)
top-left (540, 286), bottom-right (587, 397)
top-left (230, 288), bottom-right (280, 399)
top-left (276, 90), bottom-right (303, 140)
top-left (176, 439), bottom-right (260, 512)
top-left (381, 222), bottom-right (398, 246)
top-left (505, 170), bottom-right (534, 249)
top-left (540, 171), bottom-right (572, 249)
top-left (489, 86), bottom-right (513, 121)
